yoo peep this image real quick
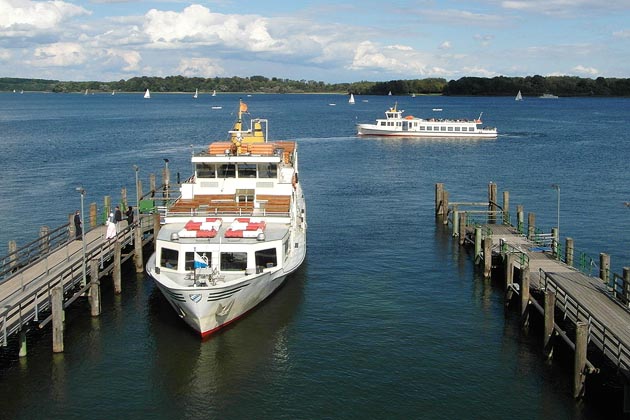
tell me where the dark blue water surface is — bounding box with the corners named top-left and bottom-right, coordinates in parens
top-left (1, 92), bottom-right (629, 419)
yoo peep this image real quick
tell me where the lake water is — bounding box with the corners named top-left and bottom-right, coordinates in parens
top-left (1, 92), bottom-right (629, 419)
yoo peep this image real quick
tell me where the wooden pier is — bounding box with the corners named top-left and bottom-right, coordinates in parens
top-left (436, 182), bottom-right (630, 408)
top-left (0, 170), bottom-right (171, 357)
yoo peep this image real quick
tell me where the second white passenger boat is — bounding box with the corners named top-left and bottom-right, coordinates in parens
top-left (357, 103), bottom-right (498, 138)
top-left (146, 100), bottom-right (307, 338)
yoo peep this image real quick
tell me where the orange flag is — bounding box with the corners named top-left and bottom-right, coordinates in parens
top-left (240, 102), bottom-right (248, 113)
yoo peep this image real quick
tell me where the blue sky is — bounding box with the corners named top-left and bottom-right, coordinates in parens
top-left (1, 0), bottom-right (629, 83)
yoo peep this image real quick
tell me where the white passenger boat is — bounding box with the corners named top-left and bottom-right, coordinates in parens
top-left (356, 103), bottom-right (497, 138)
top-left (146, 100), bottom-right (307, 337)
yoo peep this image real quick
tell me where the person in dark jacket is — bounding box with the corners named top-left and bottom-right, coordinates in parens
top-left (126, 206), bottom-right (134, 225)
top-left (74, 210), bottom-right (82, 240)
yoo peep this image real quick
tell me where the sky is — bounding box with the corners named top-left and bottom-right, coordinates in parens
top-left (1, 0), bottom-right (630, 83)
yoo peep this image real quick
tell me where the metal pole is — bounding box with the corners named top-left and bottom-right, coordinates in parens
top-left (76, 187), bottom-right (87, 287)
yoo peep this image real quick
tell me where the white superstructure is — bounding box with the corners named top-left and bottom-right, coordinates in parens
top-left (146, 100), bottom-right (307, 337)
top-left (357, 103), bottom-right (498, 139)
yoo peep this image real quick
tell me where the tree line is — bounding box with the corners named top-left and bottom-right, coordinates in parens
top-left (2, 75), bottom-right (630, 96)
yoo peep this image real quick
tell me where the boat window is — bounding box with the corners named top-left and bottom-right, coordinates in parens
top-left (185, 251), bottom-right (211, 270)
top-left (455, 127), bottom-right (461, 131)
top-left (441, 127), bottom-right (446, 131)
top-left (236, 189), bottom-right (255, 203)
top-left (196, 163), bottom-right (216, 178)
top-left (462, 127), bottom-right (468, 131)
top-left (218, 163), bottom-right (236, 178)
top-left (434, 126), bottom-right (439, 131)
top-left (255, 248), bottom-right (277, 268)
top-left (420, 126), bottom-right (426, 131)
top-left (221, 252), bottom-right (247, 271)
top-left (426, 126), bottom-right (432, 131)
top-left (258, 163), bottom-right (277, 178)
top-left (447, 127), bottom-right (453, 131)
top-left (160, 248), bottom-right (179, 270)
top-left (237, 163), bottom-right (257, 178)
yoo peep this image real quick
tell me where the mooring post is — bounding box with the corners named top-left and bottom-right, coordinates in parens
top-left (113, 240), bottom-right (122, 294)
top-left (134, 224), bottom-right (144, 273)
top-left (18, 330), bottom-right (27, 357)
top-left (90, 202), bottom-right (98, 228)
top-left (121, 187), bottom-right (127, 210)
top-left (452, 209), bottom-right (459, 237)
top-left (153, 212), bottom-right (161, 244)
top-left (551, 227), bottom-right (559, 258)
top-left (89, 259), bottom-right (101, 316)
top-left (474, 227), bottom-right (482, 264)
top-left (624, 268), bottom-right (630, 304)
top-left (599, 253), bottom-right (610, 289)
top-left (104, 195), bottom-right (111, 223)
top-left (52, 285), bottom-right (64, 353)
top-left (435, 183), bottom-right (444, 217)
top-left (138, 179), bottom-right (144, 202)
top-left (527, 212), bottom-right (536, 240)
top-left (505, 253), bottom-right (515, 289)
top-left (488, 182), bottom-right (497, 224)
top-left (150, 173), bottom-right (156, 195)
top-left (39, 226), bottom-right (50, 254)
top-left (458, 212), bottom-right (466, 245)
top-left (502, 191), bottom-right (510, 225)
top-left (521, 265), bottom-right (530, 327)
top-left (442, 191), bottom-right (449, 225)
top-left (543, 290), bottom-right (556, 359)
top-left (574, 321), bottom-right (588, 399)
top-left (566, 238), bottom-right (574, 267)
top-left (516, 205), bottom-right (524, 234)
top-left (67, 212), bottom-right (75, 240)
top-left (484, 236), bottom-right (492, 279)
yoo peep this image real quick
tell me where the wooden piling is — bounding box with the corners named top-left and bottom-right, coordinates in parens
top-left (134, 224), bottom-right (144, 273)
top-left (551, 227), bottom-right (559, 258)
top-left (505, 253), bottom-right (515, 289)
top-left (121, 187), bottom-right (127, 209)
top-left (566, 238), bottom-right (574, 267)
top-left (18, 330), bottom-right (27, 357)
top-left (8, 240), bottom-right (17, 270)
top-left (150, 174), bottom-right (156, 194)
top-left (113, 240), bottom-right (122, 294)
top-left (458, 212), bottom-right (466, 245)
top-left (39, 226), bottom-right (50, 254)
top-left (153, 212), bottom-right (161, 244)
top-left (474, 227), bottom-right (482, 264)
top-left (138, 179), bottom-right (144, 203)
top-left (502, 191), bottom-right (510, 225)
top-left (435, 183), bottom-right (444, 217)
top-left (599, 253), bottom-right (610, 287)
top-left (104, 196), bottom-right (111, 221)
top-left (527, 212), bottom-right (536, 240)
top-left (521, 265), bottom-right (530, 327)
top-left (442, 191), bottom-right (449, 225)
top-left (543, 290), bottom-right (556, 359)
top-left (68, 212), bottom-right (75, 240)
top-left (483, 236), bottom-right (492, 279)
top-left (574, 321), bottom-right (588, 398)
top-left (52, 285), bottom-right (64, 353)
top-left (488, 182), bottom-right (497, 224)
top-left (516, 205), bottom-right (524, 234)
top-left (624, 268), bottom-right (630, 304)
top-left (90, 202), bottom-right (98, 228)
top-left (89, 259), bottom-right (101, 316)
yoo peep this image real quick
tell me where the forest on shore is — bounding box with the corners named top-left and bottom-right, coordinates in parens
top-left (2, 74), bottom-right (630, 96)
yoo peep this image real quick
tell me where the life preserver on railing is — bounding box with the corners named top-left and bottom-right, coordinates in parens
top-left (283, 151), bottom-right (290, 164)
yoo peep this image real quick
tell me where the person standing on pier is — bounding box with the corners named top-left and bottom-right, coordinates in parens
top-left (126, 206), bottom-right (134, 226)
top-left (114, 206), bottom-right (122, 225)
top-left (106, 212), bottom-right (117, 240)
top-left (74, 210), bottom-right (82, 240)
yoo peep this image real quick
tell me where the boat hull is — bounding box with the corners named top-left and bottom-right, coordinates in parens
top-left (356, 124), bottom-right (497, 138)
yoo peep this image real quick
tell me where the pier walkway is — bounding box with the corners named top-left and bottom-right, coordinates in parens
top-left (436, 182), bottom-right (630, 402)
top-left (0, 214), bottom-right (157, 349)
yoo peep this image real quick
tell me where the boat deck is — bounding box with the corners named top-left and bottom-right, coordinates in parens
top-left (168, 194), bottom-right (290, 216)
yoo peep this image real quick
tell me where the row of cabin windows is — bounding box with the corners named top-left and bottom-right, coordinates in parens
top-left (196, 163), bottom-right (277, 179)
top-left (159, 248), bottom-right (278, 271)
top-left (378, 121), bottom-right (475, 131)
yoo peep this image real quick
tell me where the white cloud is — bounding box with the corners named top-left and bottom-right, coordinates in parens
top-left (613, 29), bottom-right (630, 38)
top-left (348, 41), bottom-right (438, 76)
top-left (0, 0), bottom-right (90, 35)
top-left (573, 65), bottom-right (599, 75)
top-left (29, 42), bottom-right (86, 67)
top-left (176, 58), bottom-right (225, 77)
top-left (102, 49), bottom-right (142, 72)
top-left (439, 41), bottom-right (451, 50)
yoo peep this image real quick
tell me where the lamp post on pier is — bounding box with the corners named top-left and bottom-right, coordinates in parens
top-left (76, 187), bottom-right (87, 287)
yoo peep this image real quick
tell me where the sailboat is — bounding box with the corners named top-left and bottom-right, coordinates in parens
top-left (515, 90), bottom-right (523, 101)
top-left (212, 90), bottom-right (216, 97)
top-left (388, 91), bottom-right (392, 96)
top-left (144, 89), bottom-right (151, 99)
top-left (112, 90), bottom-right (115, 95)
top-left (349, 93), bottom-right (355, 104)
top-left (193, 89), bottom-right (198, 99)
top-left (84, 89), bottom-right (88, 95)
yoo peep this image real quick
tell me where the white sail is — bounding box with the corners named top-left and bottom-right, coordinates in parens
top-left (85, 89), bottom-right (88, 95)
top-left (193, 89), bottom-right (198, 99)
top-left (349, 93), bottom-right (355, 104)
top-left (212, 90), bottom-right (216, 96)
top-left (515, 90), bottom-right (523, 101)
top-left (144, 89), bottom-right (150, 99)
